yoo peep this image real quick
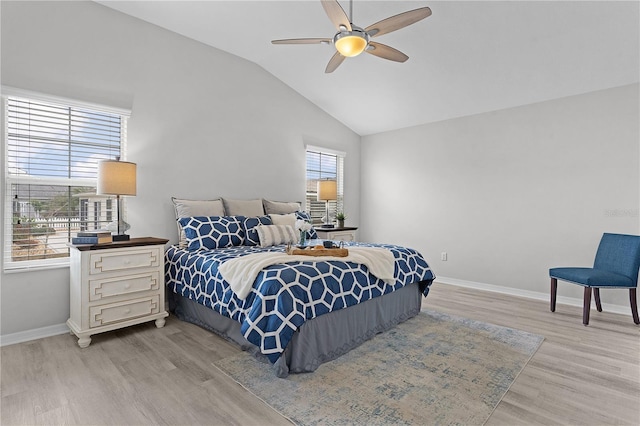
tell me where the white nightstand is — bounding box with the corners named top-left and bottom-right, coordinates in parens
top-left (314, 227), bottom-right (358, 242)
top-left (67, 237), bottom-right (169, 348)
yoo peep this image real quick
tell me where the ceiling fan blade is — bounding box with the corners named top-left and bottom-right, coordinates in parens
top-left (366, 42), bottom-right (409, 63)
top-left (272, 38), bottom-right (332, 45)
top-left (325, 51), bottom-right (346, 73)
top-left (321, 0), bottom-right (351, 31)
top-left (365, 7), bottom-right (432, 38)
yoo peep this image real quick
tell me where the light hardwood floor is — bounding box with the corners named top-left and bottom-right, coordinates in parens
top-left (1, 283), bottom-right (639, 425)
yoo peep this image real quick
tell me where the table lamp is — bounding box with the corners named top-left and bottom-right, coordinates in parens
top-left (97, 157), bottom-right (137, 241)
top-left (317, 179), bottom-right (337, 228)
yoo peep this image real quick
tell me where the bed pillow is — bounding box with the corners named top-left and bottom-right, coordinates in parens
top-left (178, 216), bottom-right (244, 250)
top-left (263, 200), bottom-right (301, 215)
top-left (172, 197), bottom-right (226, 247)
top-left (256, 225), bottom-right (297, 247)
top-left (222, 198), bottom-right (265, 217)
top-left (269, 213), bottom-right (297, 228)
top-left (295, 211), bottom-right (318, 239)
top-left (242, 215), bottom-right (272, 246)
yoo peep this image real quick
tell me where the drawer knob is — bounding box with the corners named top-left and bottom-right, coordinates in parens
top-left (124, 284), bottom-right (131, 289)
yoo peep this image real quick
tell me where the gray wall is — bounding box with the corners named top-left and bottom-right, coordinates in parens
top-left (0, 1), bottom-right (360, 336)
top-left (361, 84), bottom-right (639, 308)
top-left (1, 0), bottom-right (638, 339)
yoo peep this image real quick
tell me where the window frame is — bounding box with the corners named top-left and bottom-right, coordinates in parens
top-left (305, 145), bottom-right (345, 225)
top-left (2, 87), bottom-right (130, 272)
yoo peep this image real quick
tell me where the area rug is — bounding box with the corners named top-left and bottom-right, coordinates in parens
top-left (214, 309), bottom-right (544, 425)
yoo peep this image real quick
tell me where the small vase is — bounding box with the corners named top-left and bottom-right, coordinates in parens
top-left (337, 220), bottom-right (344, 228)
top-left (299, 231), bottom-right (307, 246)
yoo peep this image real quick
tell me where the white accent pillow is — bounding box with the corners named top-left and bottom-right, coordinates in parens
top-left (269, 213), bottom-right (296, 228)
top-left (172, 197), bottom-right (225, 247)
top-left (256, 225), bottom-right (297, 247)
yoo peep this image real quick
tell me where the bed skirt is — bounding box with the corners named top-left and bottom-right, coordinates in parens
top-left (168, 282), bottom-right (425, 377)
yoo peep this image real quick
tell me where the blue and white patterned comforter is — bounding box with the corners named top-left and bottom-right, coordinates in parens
top-left (165, 242), bottom-right (435, 363)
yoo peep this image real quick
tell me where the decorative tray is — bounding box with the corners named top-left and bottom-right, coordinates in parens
top-left (286, 245), bottom-right (349, 257)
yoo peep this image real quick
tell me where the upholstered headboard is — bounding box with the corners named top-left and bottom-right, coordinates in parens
top-left (171, 197), bottom-right (303, 247)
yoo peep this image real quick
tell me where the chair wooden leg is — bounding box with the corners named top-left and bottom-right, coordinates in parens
top-left (583, 287), bottom-right (591, 326)
top-left (550, 278), bottom-right (557, 312)
top-left (594, 288), bottom-right (602, 312)
top-left (630, 288), bottom-right (640, 325)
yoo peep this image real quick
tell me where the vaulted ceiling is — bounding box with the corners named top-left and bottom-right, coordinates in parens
top-left (98, 1), bottom-right (639, 136)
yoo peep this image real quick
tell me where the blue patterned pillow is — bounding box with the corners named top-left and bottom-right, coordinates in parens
top-left (242, 215), bottom-right (273, 246)
top-left (178, 216), bottom-right (244, 250)
top-left (295, 211), bottom-right (318, 239)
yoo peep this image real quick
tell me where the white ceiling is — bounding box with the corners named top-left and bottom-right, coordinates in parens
top-left (97, 1), bottom-right (639, 136)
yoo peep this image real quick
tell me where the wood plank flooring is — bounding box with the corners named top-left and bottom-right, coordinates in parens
top-left (425, 284), bottom-right (640, 425)
top-left (2, 283), bottom-right (639, 425)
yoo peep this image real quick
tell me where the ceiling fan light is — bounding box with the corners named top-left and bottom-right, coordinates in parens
top-left (334, 32), bottom-right (368, 57)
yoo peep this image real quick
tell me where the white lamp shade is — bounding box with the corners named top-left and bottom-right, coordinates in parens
top-left (97, 160), bottom-right (137, 196)
top-left (317, 180), bottom-right (337, 201)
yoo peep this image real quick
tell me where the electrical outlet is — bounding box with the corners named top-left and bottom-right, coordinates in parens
top-left (441, 252), bottom-right (447, 261)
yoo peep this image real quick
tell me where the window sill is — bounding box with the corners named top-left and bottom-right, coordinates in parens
top-left (3, 260), bottom-right (70, 274)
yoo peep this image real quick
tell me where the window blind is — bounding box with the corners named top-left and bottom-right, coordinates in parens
top-left (305, 149), bottom-right (344, 225)
top-left (4, 92), bottom-right (128, 270)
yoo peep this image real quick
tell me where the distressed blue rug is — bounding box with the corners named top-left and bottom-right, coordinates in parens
top-left (215, 309), bottom-right (544, 425)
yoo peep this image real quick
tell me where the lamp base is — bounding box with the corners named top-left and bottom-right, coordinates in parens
top-left (112, 234), bottom-right (130, 242)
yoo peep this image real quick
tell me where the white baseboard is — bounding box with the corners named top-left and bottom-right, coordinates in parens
top-left (0, 278), bottom-right (633, 346)
top-left (434, 276), bottom-right (631, 317)
top-left (0, 323), bottom-right (69, 347)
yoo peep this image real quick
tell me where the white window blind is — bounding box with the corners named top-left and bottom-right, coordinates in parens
top-left (4, 90), bottom-right (129, 270)
top-left (305, 148), bottom-right (344, 225)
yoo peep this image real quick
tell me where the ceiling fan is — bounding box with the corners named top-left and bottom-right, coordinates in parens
top-left (271, 0), bottom-right (432, 73)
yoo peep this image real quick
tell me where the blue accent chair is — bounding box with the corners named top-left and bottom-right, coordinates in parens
top-left (549, 233), bottom-right (640, 325)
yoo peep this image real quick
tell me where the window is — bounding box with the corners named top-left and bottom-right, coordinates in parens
top-left (305, 146), bottom-right (344, 225)
top-left (3, 88), bottom-right (129, 270)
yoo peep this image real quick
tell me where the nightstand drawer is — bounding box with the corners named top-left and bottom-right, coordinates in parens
top-left (89, 271), bottom-right (160, 302)
top-left (315, 227), bottom-right (358, 242)
top-left (90, 247), bottom-right (161, 274)
top-left (330, 231), bottom-right (355, 241)
top-left (89, 295), bottom-right (161, 327)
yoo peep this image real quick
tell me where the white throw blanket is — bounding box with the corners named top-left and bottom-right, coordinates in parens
top-left (218, 246), bottom-right (396, 300)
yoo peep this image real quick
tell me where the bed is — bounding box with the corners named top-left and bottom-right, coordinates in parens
top-left (165, 198), bottom-right (435, 377)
